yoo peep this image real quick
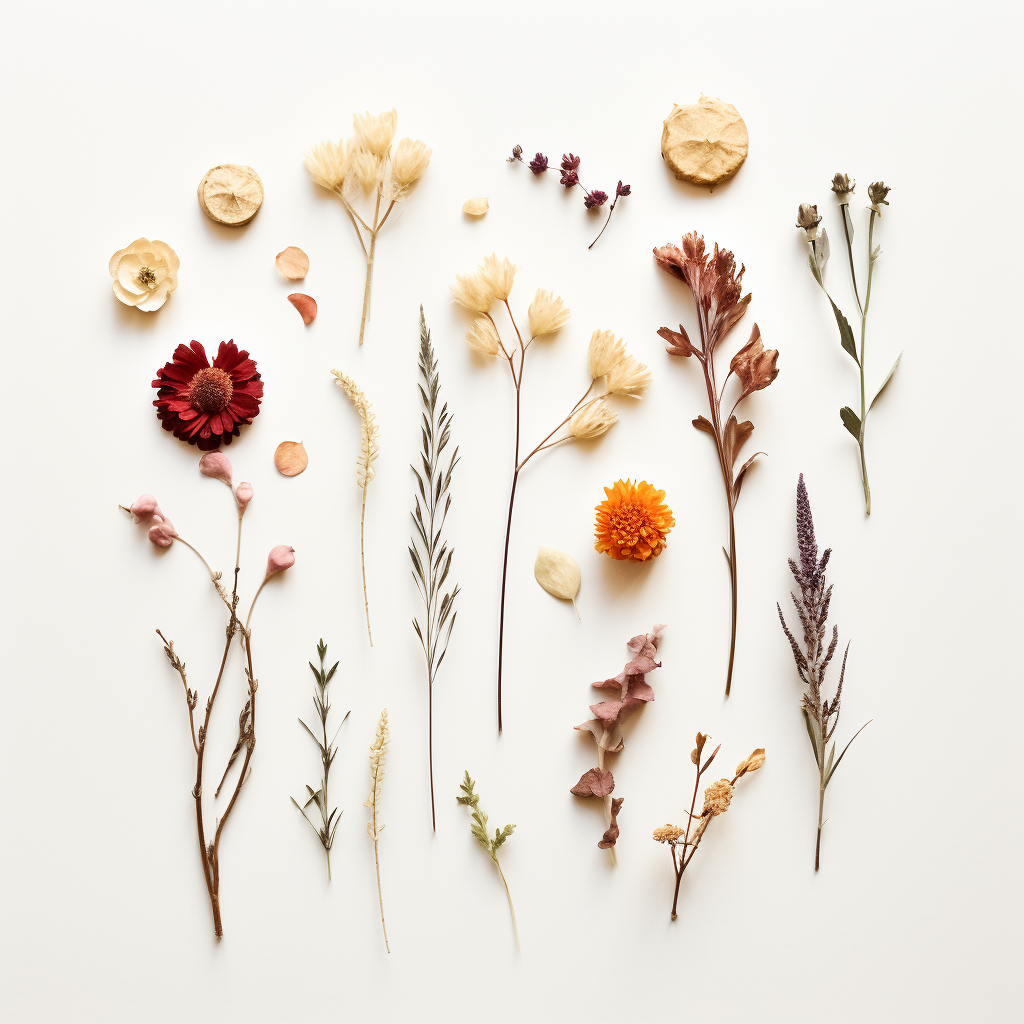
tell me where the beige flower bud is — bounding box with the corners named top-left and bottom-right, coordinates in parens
top-left (831, 172), bottom-right (855, 203)
top-left (734, 748), bottom-right (766, 777)
top-left (528, 290), bottom-right (571, 337)
top-left (796, 202), bottom-right (821, 241)
top-left (587, 330), bottom-right (626, 379)
top-left (353, 108), bottom-right (397, 158)
top-left (304, 139), bottom-right (351, 190)
top-left (350, 146), bottom-right (380, 196)
top-left (450, 270), bottom-right (497, 313)
top-left (868, 181), bottom-right (891, 212)
top-left (391, 138), bottom-right (432, 188)
top-left (569, 399), bottom-right (618, 439)
top-left (702, 779), bottom-right (734, 817)
top-left (606, 355), bottom-right (652, 397)
top-left (465, 317), bottom-right (501, 357)
top-left (480, 254), bottom-right (518, 301)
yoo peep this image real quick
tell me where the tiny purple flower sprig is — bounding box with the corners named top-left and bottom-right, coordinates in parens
top-left (508, 145), bottom-right (631, 249)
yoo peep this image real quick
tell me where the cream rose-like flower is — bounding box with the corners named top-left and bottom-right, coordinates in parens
top-left (350, 146), bottom-right (380, 196)
top-left (305, 139), bottom-right (352, 190)
top-left (353, 109), bottom-right (397, 158)
top-left (528, 290), bottom-right (571, 337)
top-left (588, 330), bottom-right (626, 379)
top-left (391, 138), bottom-right (432, 189)
top-left (480, 254), bottom-right (518, 301)
top-left (569, 399), bottom-right (618, 439)
top-left (465, 317), bottom-right (502, 357)
top-left (451, 270), bottom-right (496, 313)
top-left (607, 354), bottom-right (652, 397)
top-left (109, 238), bottom-right (179, 311)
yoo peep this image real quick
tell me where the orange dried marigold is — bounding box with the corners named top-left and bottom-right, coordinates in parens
top-left (594, 479), bottom-right (675, 562)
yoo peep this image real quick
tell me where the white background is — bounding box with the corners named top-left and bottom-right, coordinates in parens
top-left (1, 2), bottom-right (1019, 1021)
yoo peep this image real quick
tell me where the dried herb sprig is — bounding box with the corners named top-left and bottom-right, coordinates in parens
top-left (654, 735), bottom-right (765, 920)
top-left (457, 771), bottom-right (519, 949)
top-left (777, 474), bottom-right (871, 870)
top-left (122, 455), bottom-right (294, 938)
top-left (508, 145), bottom-right (631, 249)
top-left (654, 233), bottom-right (779, 697)
top-left (451, 256), bottom-right (650, 732)
top-left (365, 709), bottom-right (390, 952)
top-left (291, 639), bottom-right (350, 880)
top-left (571, 625), bottom-right (665, 864)
top-left (331, 370), bottom-right (380, 644)
top-left (305, 111), bottom-right (431, 345)
top-left (798, 176), bottom-right (899, 515)
top-left (410, 307), bottom-right (460, 831)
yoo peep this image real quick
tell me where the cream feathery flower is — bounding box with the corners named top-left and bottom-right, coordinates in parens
top-left (588, 330), bottom-right (626, 379)
top-left (528, 290), bottom-right (571, 337)
top-left (451, 270), bottom-right (497, 313)
top-left (569, 399), bottom-right (618, 439)
top-left (466, 317), bottom-right (502, 357)
top-left (350, 146), bottom-right (380, 196)
top-left (606, 354), bottom-right (652, 397)
top-left (353, 109), bottom-right (397, 158)
top-left (304, 139), bottom-right (351, 190)
top-left (391, 138), bottom-right (432, 188)
top-left (480, 254), bottom-right (518, 301)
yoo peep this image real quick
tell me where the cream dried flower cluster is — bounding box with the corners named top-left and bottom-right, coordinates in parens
top-left (450, 255), bottom-right (651, 733)
top-left (109, 237), bottom-right (179, 311)
top-left (305, 109), bottom-right (431, 345)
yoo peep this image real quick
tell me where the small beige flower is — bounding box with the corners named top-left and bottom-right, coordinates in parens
top-left (569, 399), bottom-right (618, 439)
top-left (702, 779), bottom-right (734, 817)
top-left (305, 139), bottom-right (351, 190)
top-left (868, 181), bottom-right (891, 212)
top-left (606, 355), bottom-right (652, 397)
top-left (350, 147), bottom-right (380, 196)
top-left (465, 317), bottom-right (502, 357)
top-left (652, 824), bottom-right (686, 843)
top-left (831, 172), bottom-right (855, 201)
top-left (451, 270), bottom-right (496, 313)
top-left (587, 330), bottom-right (626, 379)
top-left (391, 138), bottom-right (432, 189)
top-left (734, 748), bottom-right (766, 777)
top-left (353, 109), bottom-right (397, 158)
top-left (796, 202), bottom-right (821, 240)
top-left (480, 254), bottom-right (518, 301)
top-left (109, 238), bottom-right (179, 311)
top-left (528, 290), bottom-right (570, 337)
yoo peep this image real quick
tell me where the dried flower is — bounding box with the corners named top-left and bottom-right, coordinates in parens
top-left (528, 152), bottom-right (548, 174)
top-left (796, 202), bottom-right (821, 239)
top-left (703, 779), bottom-right (734, 816)
top-left (366, 708), bottom-right (390, 952)
top-left (450, 270), bottom-right (496, 313)
top-left (653, 824), bottom-right (686, 843)
top-left (148, 520), bottom-right (178, 547)
top-left (655, 233), bottom-right (779, 696)
top-left (109, 237), bottom-right (178, 311)
top-left (560, 169), bottom-right (579, 187)
top-left (391, 138), bottom-right (432, 190)
top-left (265, 544), bottom-right (295, 578)
top-left (129, 494), bottom-right (162, 523)
top-left (584, 190), bottom-right (608, 208)
top-left (616, 181), bottom-right (631, 197)
top-left (350, 146), bottom-right (379, 195)
top-left (465, 317), bottom-right (502, 356)
top-left (528, 290), bottom-right (570, 337)
top-left (508, 145), bottom-right (523, 162)
top-left (831, 172), bottom-right (855, 201)
top-left (573, 626), bottom-right (665, 860)
top-left (868, 181), bottom-right (891, 210)
top-left (606, 355), bottom-right (652, 397)
top-left (304, 139), bottom-right (352, 190)
top-left (481, 254), bottom-right (518, 301)
top-left (199, 452), bottom-right (233, 487)
top-left (588, 330), bottom-right (626, 380)
top-left (234, 482), bottom-right (253, 512)
top-left (354, 108), bottom-right (397, 158)
top-left (152, 341), bottom-right (263, 452)
top-left (778, 475), bottom-right (871, 870)
top-left (594, 480), bottom-right (674, 562)
top-left (569, 399), bottom-right (618, 439)
top-left (561, 153), bottom-right (581, 171)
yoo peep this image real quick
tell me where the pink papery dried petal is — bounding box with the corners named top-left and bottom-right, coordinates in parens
top-left (130, 494), bottom-right (162, 523)
top-left (199, 452), bottom-right (233, 486)
top-left (575, 719), bottom-right (624, 753)
top-left (288, 293), bottom-right (317, 325)
top-left (148, 519), bottom-right (178, 547)
top-left (265, 544), bottom-right (295, 578)
top-left (235, 481), bottom-right (253, 512)
top-left (570, 767), bottom-right (615, 798)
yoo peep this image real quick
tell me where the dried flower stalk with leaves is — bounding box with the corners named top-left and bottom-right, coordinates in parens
top-left (798, 176), bottom-right (898, 514)
top-left (654, 734), bottom-right (764, 920)
top-left (778, 474), bottom-right (871, 870)
top-left (410, 307), bottom-right (459, 831)
top-left (291, 639), bottom-right (350, 880)
top-left (305, 110), bottom-right (431, 345)
top-left (331, 370), bottom-right (380, 644)
top-left (457, 772), bottom-right (519, 949)
top-left (572, 625), bottom-right (665, 864)
top-left (121, 453), bottom-right (294, 938)
top-left (365, 709), bottom-right (390, 952)
top-left (451, 255), bottom-right (650, 732)
top-left (655, 233), bottom-right (779, 697)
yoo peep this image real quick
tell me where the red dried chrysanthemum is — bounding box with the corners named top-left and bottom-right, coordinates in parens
top-left (152, 340), bottom-right (263, 450)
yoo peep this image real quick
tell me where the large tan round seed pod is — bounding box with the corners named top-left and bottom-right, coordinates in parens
top-left (197, 164), bottom-right (264, 225)
top-left (661, 96), bottom-right (748, 187)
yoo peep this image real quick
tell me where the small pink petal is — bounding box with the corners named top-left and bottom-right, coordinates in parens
top-left (265, 544), bottom-right (295, 578)
top-left (288, 293), bottom-right (317, 325)
top-left (199, 452), bottom-right (233, 486)
top-left (148, 519), bottom-right (178, 547)
top-left (235, 481), bottom-right (253, 512)
top-left (130, 494), bottom-right (161, 522)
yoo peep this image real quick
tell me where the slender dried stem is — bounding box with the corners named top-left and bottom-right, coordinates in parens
top-left (496, 861), bottom-right (520, 950)
top-left (857, 211), bottom-right (877, 516)
top-left (360, 484), bottom-right (372, 645)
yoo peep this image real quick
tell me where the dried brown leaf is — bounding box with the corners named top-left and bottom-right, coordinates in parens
top-left (275, 441), bottom-right (308, 477)
top-left (735, 748), bottom-right (766, 777)
top-left (659, 324), bottom-right (699, 358)
top-left (288, 293), bottom-right (317, 325)
top-left (570, 768), bottom-right (615, 798)
top-left (729, 324), bottom-right (778, 399)
top-left (598, 797), bottom-right (624, 849)
top-left (276, 246), bottom-right (309, 280)
top-left (723, 415), bottom-right (754, 470)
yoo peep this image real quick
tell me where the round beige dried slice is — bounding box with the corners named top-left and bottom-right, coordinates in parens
top-left (275, 441), bottom-right (308, 476)
top-left (276, 246), bottom-right (309, 279)
top-left (661, 96), bottom-right (748, 187)
top-left (198, 164), bottom-right (264, 225)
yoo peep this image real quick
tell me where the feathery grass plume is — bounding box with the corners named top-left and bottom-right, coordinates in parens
top-left (365, 709), bottom-right (390, 952)
top-left (798, 176), bottom-right (898, 515)
top-left (777, 474), bottom-right (871, 870)
top-left (457, 772), bottom-right (519, 949)
top-left (450, 259), bottom-right (650, 733)
top-left (331, 370), bottom-right (380, 645)
top-left (654, 233), bottom-right (780, 698)
top-left (305, 110), bottom-right (431, 345)
top-left (410, 307), bottom-right (460, 831)
top-left (654, 733), bottom-right (765, 920)
top-left (572, 625), bottom-right (665, 866)
top-left (291, 640), bottom-right (350, 880)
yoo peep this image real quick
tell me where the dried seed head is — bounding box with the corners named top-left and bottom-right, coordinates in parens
top-left (868, 181), bottom-right (891, 212)
top-left (831, 172), bottom-right (855, 202)
top-left (796, 203), bottom-right (821, 240)
top-left (703, 779), bottom-right (734, 816)
top-left (528, 289), bottom-right (570, 337)
top-left (465, 317), bottom-right (502, 357)
top-left (653, 824), bottom-right (686, 843)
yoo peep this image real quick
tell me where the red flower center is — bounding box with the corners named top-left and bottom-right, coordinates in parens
top-left (188, 367), bottom-right (234, 414)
